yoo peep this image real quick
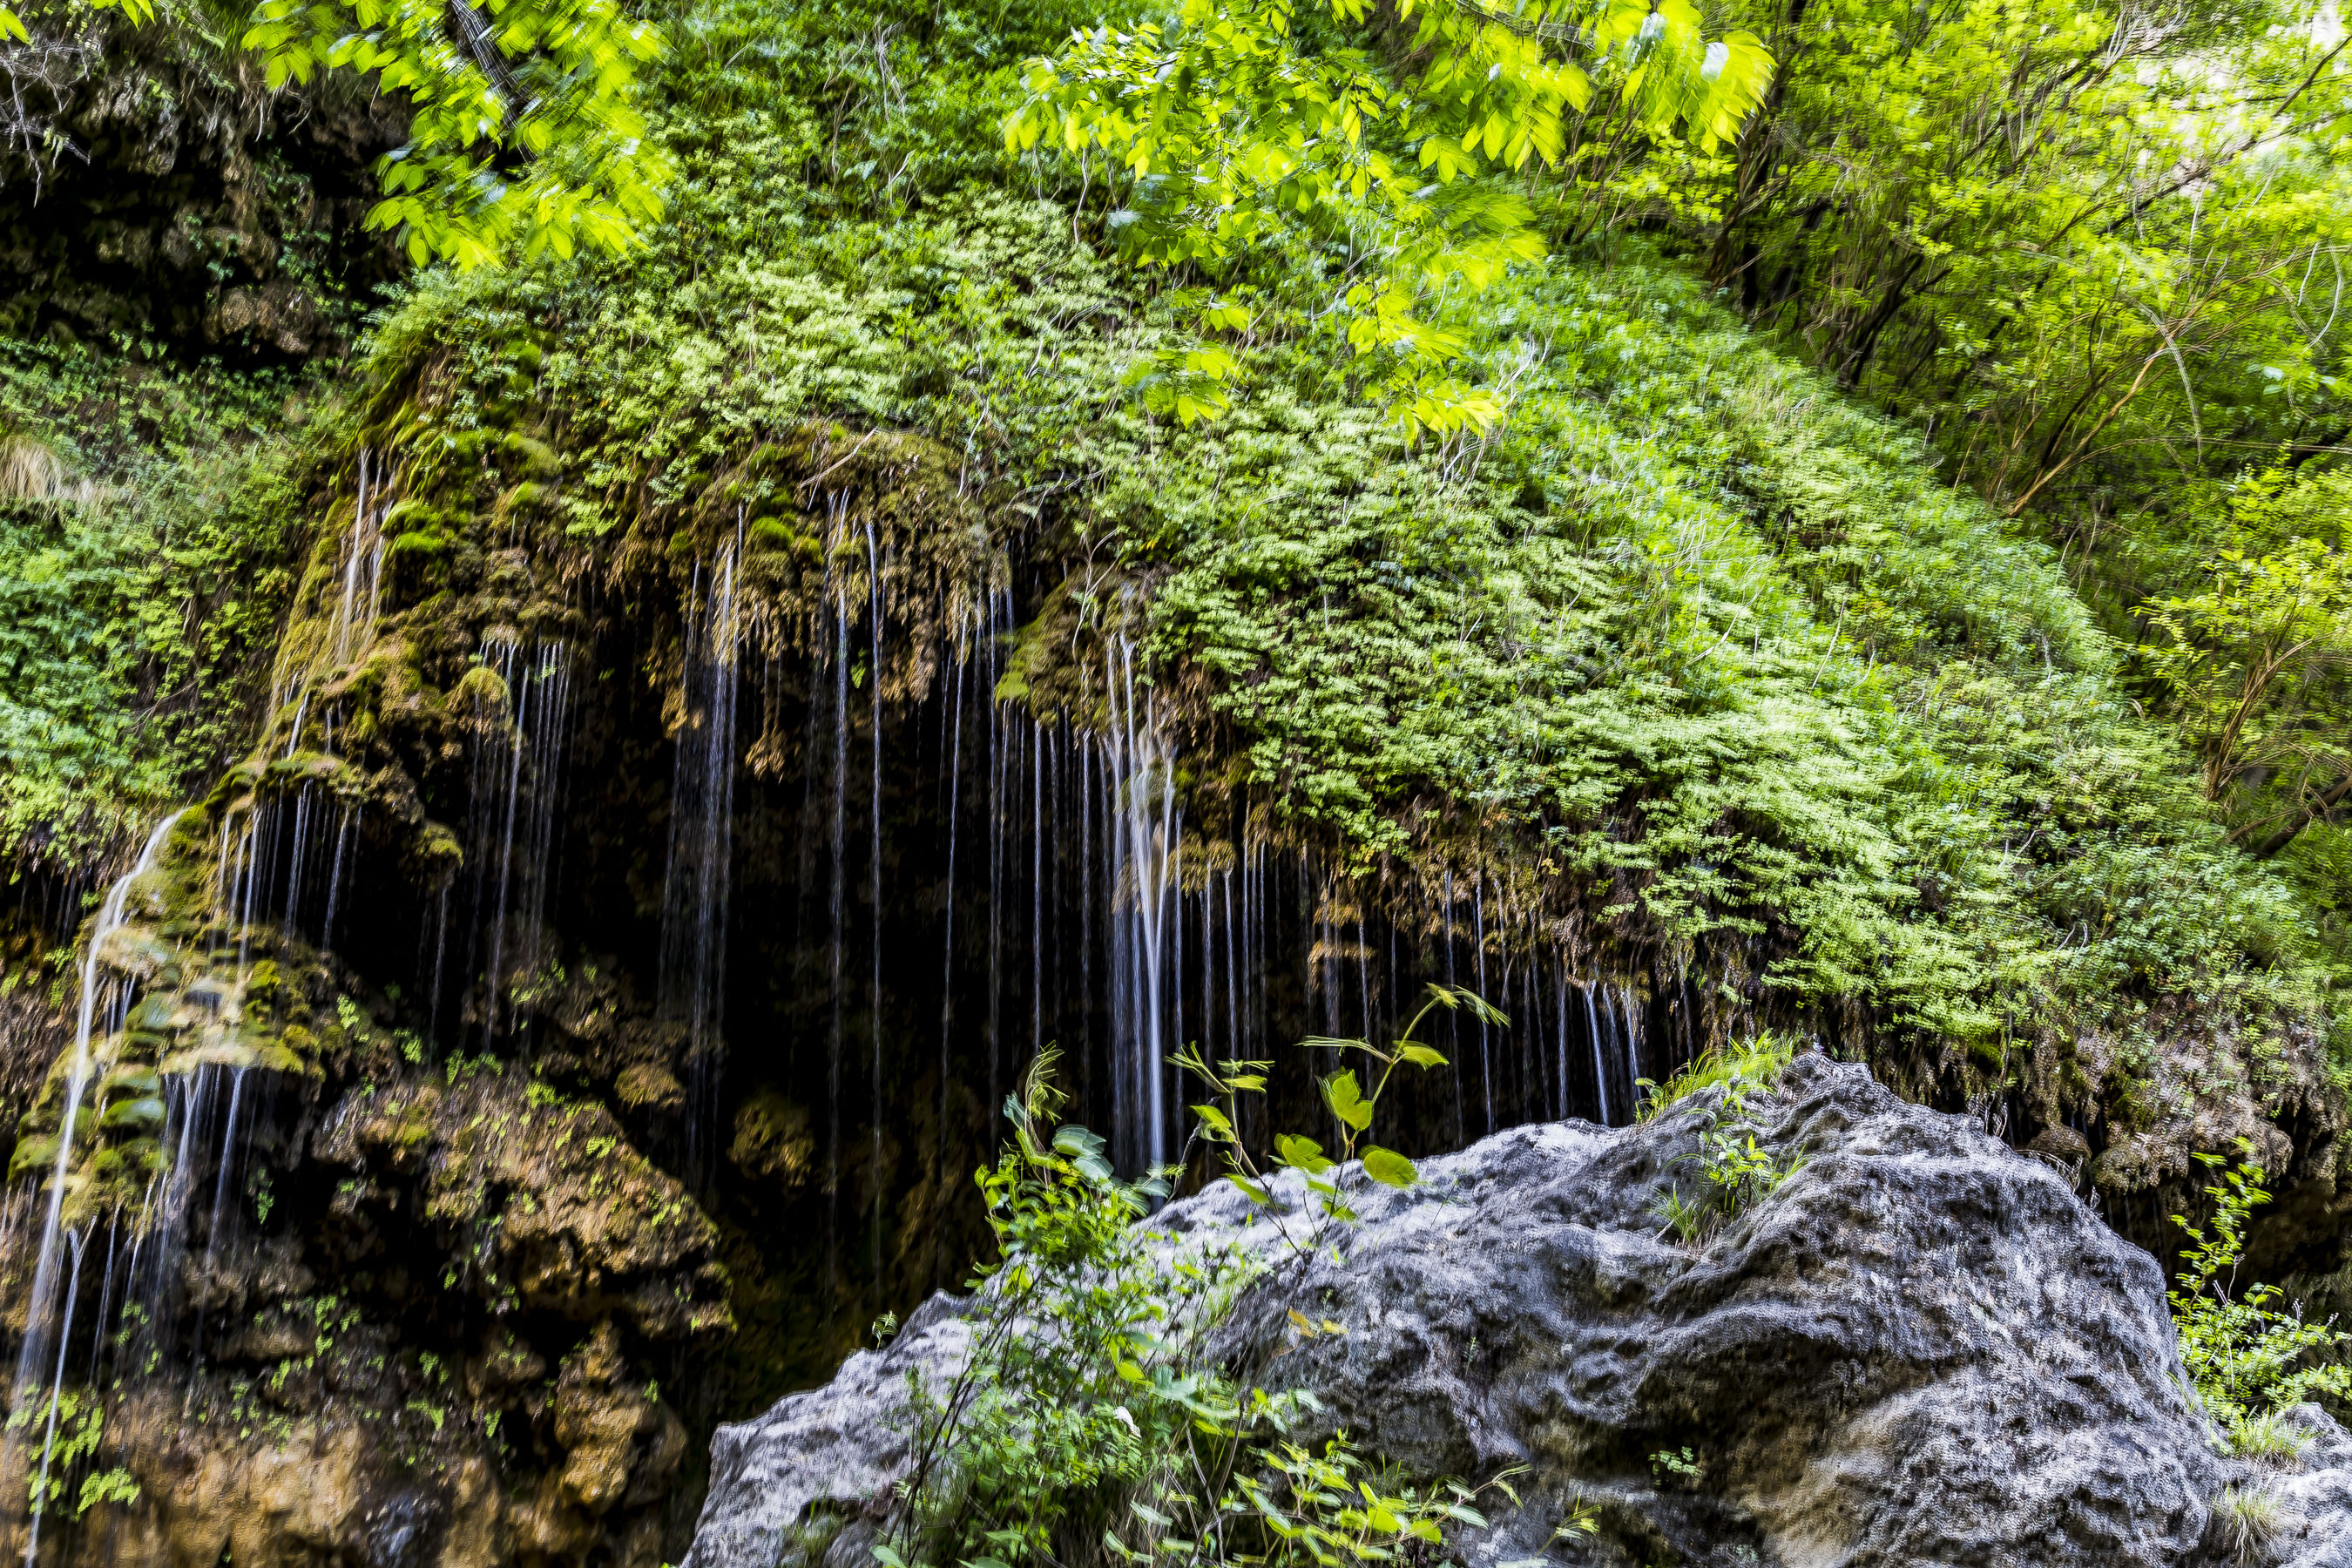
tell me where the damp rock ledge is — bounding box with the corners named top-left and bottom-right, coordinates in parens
top-left (684, 1053), bottom-right (2352, 1568)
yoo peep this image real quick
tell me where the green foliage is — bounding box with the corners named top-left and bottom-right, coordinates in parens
top-left (1639, 1034), bottom-right (1800, 1244)
top-left (891, 1047), bottom-right (1207, 1564)
top-left (2168, 1143), bottom-right (2352, 1434)
top-left (0, 341), bottom-right (309, 875)
top-left (1647, 1447), bottom-right (1699, 1482)
top-left (2136, 464), bottom-right (2352, 861)
top-left (1686, 0), bottom-right (2352, 517)
top-left (2224, 1409), bottom-right (2312, 1469)
top-left (3, 1387), bottom-right (125, 1517)
top-left (1636, 1033), bottom-right (1794, 1121)
top-left (328, 0), bottom-right (2352, 1115)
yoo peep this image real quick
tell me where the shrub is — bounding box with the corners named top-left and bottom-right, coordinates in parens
top-left (2169, 1143), bottom-right (2352, 1435)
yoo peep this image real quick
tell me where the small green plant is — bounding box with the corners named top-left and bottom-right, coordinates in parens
top-left (882, 1046), bottom-right (1200, 1568)
top-left (8, 1387), bottom-right (109, 1517)
top-left (1101, 1439), bottom-right (1522, 1568)
top-left (73, 1466), bottom-right (139, 1514)
top-left (881, 1045), bottom-right (1539, 1568)
top-left (1636, 1035), bottom-right (1795, 1123)
top-left (1179, 984), bottom-right (1498, 1241)
top-left (2170, 1142), bottom-right (2352, 1434)
top-left (1644, 1035), bottom-right (1802, 1244)
top-left (1648, 1447), bottom-right (1700, 1483)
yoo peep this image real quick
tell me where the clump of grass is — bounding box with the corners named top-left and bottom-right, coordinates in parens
top-left (1637, 1032), bottom-right (1797, 1122)
top-left (2227, 1410), bottom-right (2312, 1469)
top-left (2214, 1484), bottom-right (2289, 1565)
top-left (0, 429), bottom-right (65, 501)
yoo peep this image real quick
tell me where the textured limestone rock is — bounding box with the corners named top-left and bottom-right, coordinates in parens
top-left (687, 1053), bottom-right (2352, 1568)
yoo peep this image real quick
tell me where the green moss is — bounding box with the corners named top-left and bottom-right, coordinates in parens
top-left (388, 530), bottom-right (452, 560)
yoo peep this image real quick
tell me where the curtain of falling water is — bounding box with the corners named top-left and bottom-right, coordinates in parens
top-left (5, 811), bottom-right (183, 1553)
top-left (662, 524), bottom-right (743, 1183)
top-left (472, 639), bottom-right (578, 1053)
top-left (865, 524), bottom-right (884, 1272)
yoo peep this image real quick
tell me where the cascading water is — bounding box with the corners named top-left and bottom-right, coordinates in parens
top-left (465, 638), bottom-right (578, 1051)
top-left (1101, 638), bottom-right (1180, 1175)
top-left (663, 526), bottom-right (743, 1179)
top-left (5, 811), bottom-right (182, 1558)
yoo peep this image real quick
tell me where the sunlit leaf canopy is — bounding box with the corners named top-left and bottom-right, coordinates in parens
top-left (1005, 0), bottom-right (1775, 436)
top-left (241, 0), bottom-right (672, 266)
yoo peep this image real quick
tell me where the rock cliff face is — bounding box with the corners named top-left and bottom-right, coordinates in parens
top-left (688, 1053), bottom-right (2352, 1568)
top-left (0, 6), bottom-right (402, 356)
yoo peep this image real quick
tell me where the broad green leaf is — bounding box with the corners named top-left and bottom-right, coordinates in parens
top-left (1321, 1070), bottom-right (1374, 1132)
top-left (1275, 1133), bottom-right (1334, 1173)
top-left (1362, 1146), bottom-right (1418, 1188)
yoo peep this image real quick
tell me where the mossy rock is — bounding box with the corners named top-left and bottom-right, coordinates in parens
top-left (253, 1041), bottom-right (312, 1075)
top-left (408, 821), bottom-right (465, 885)
top-left (382, 497), bottom-right (445, 532)
top-left (117, 1138), bottom-right (164, 1176)
top-left (615, 1064), bottom-right (684, 1112)
top-left (501, 433), bottom-right (562, 478)
top-left (100, 1096), bottom-right (166, 1131)
top-left (450, 664), bottom-right (510, 714)
top-left (389, 530), bottom-right (453, 561)
top-left (747, 517), bottom-right (800, 554)
top-left (101, 1066), bottom-right (161, 1098)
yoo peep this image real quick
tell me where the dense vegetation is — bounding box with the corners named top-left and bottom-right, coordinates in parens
top-left (10, 0), bottom-right (2352, 1097)
top-left (4, 0), bottom-right (2352, 1553)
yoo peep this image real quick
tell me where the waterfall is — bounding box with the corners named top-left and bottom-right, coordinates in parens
top-left (281, 449), bottom-right (391, 760)
top-left (933, 646), bottom-right (964, 1282)
top-left (1585, 984), bottom-right (1611, 1125)
top-left (6, 809), bottom-right (182, 1558)
top-left (471, 639), bottom-right (577, 1053)
top-left (825, 539), bottom-right (848, 1284)
top-left (662, 527), bottom-right (742, 1177)
top-left (1101, 638), bottom-right (1179, 1176)
top-left (326, 449), bottom-right (389, 672)
top-left (865, 524), bottom-right (884, 1273)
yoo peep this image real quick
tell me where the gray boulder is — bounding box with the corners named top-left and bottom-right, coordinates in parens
top-left (688, 1053), bottom-right (2352, 1568)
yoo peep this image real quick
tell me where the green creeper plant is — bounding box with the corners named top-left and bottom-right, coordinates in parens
top-left (1178, 983), bottom-right (1499, 1240)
